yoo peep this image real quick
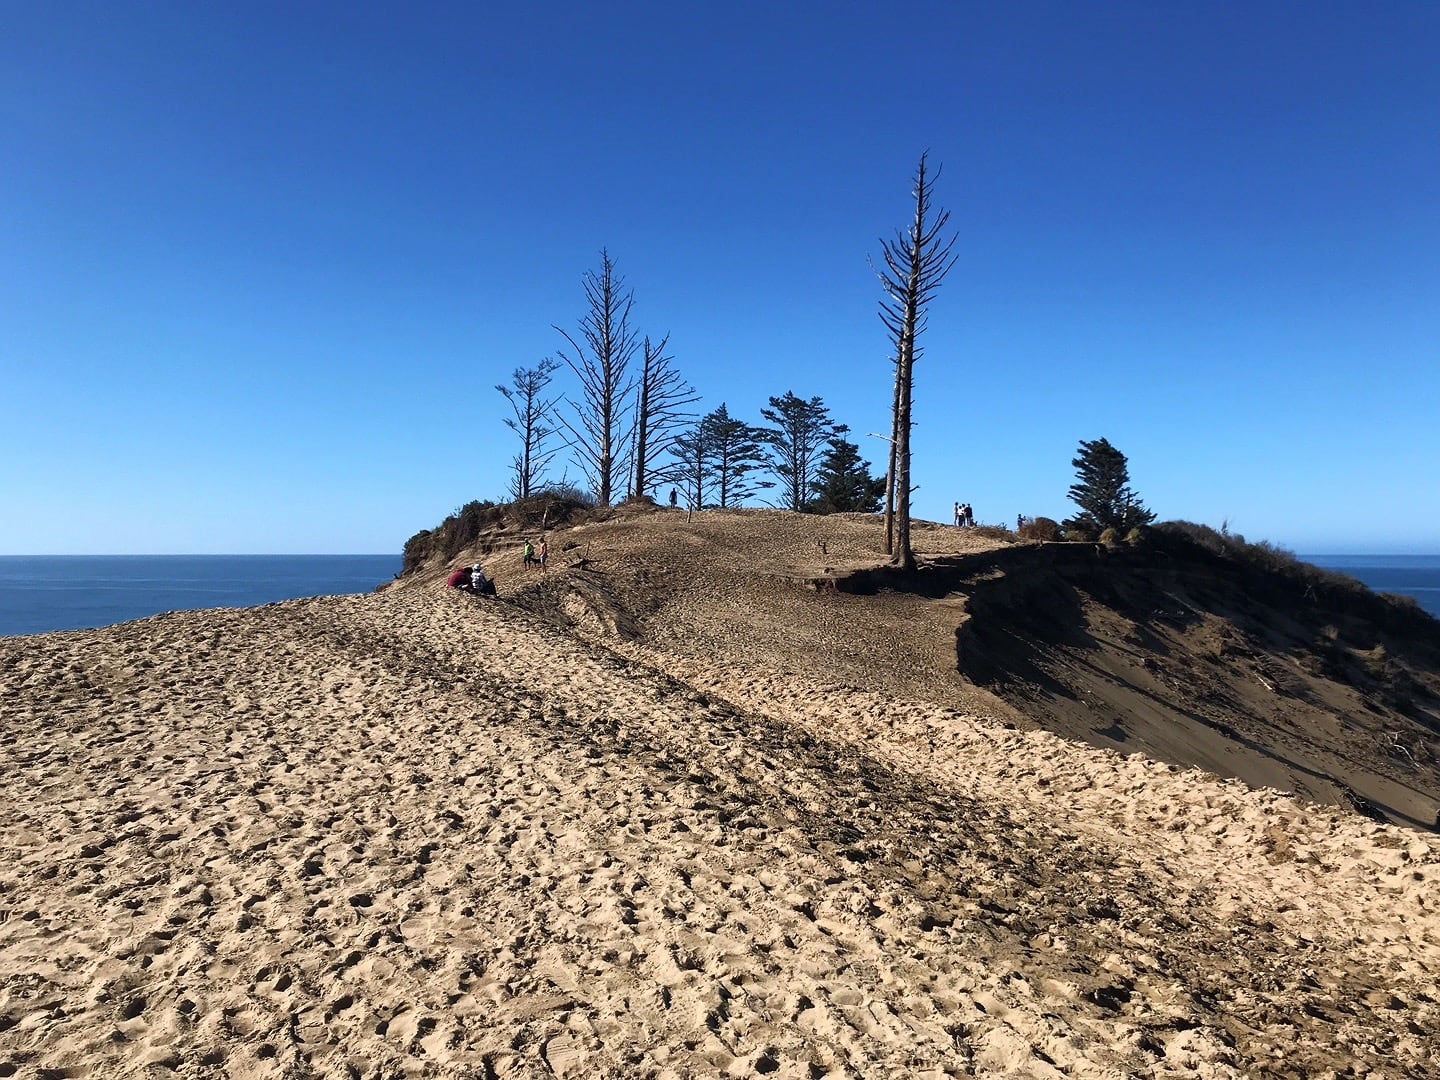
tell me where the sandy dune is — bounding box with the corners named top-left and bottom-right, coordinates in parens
top-left (4, 564), bottom-right (1438, 1077)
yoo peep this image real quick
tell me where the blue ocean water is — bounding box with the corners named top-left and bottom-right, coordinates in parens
top-left (0, 555), bottom-right (401, 638)
top-left (1304, 555), bottom-right (1440, 620)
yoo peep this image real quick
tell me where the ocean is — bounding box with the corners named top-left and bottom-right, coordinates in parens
top-left (1304, 554), bottom-right (1440, 620)
top-left (0, 555), bottom-right (401, 638)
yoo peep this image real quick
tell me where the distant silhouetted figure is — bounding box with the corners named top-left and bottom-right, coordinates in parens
top-left (669, 487), bottom-right (679, 507)
top-left (953, 501), bottom-right (962, 527)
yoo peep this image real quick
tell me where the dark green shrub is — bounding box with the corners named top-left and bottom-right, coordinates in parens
top-left (1156, 521), bottom-right (1439, 639)
top-left (538, 482), bottom-right (597, 508)
top-left (402, 528), bottom-right (435, 568)
top-left (969, 525), bottom-right (1015, 542)
top-left (1154, 519), bottom-right (1238, 556)
top-left (454, 500), bottom-right (497, 547)
top-left (401, 500), bottom-right (501, 572)
top-left (1018, 517), bottom-right (1061, 542)
top-left (399, 492), bottom-right (605, 574)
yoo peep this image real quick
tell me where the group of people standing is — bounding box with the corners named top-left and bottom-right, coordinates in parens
top-left (952, 502), bottom-right (975, 527)
top-left (522, 538), bottom-right (548, 570)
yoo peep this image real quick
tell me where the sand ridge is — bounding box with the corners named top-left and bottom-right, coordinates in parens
top-left (4, 579), bottom-right (1438, 1077)
top-left (484, 508), bottom-right (1440, 827)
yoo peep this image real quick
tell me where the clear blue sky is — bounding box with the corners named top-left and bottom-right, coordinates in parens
top-left (3, 2), bottom-right (1436, 555)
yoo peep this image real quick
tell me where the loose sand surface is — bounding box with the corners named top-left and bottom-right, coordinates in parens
top-left (3, 516), bottom-right (1440, 1076)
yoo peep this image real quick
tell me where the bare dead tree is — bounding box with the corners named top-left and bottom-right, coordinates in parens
top-left (630, 334), bottom-right (699, 500)
top-left (496, 358), bottom-right (562, 500)
top-left (882, 362), bottom-right (899, 554)
top-left (555, 249), bottom-right (639, 506)
top-left (874, 153), bottom-right (958, 570)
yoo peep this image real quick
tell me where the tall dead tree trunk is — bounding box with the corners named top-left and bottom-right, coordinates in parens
top-left (631, 334), bottom-right (698, 500)
top-left (556, 249), bottom-right (638, 506)
top-left (874, 153), bottom-right (957, 570)
top-left (883, 361), bottom-right (899, 555)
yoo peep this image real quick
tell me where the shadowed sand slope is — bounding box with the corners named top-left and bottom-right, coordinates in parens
top-left (451, 509), bottom-right (1440, 829)
top-left (3, 574), bottom-right (1439, 1077)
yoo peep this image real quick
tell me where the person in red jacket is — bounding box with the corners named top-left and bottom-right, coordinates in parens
top-left (446, 567), bottom-right (469, 589)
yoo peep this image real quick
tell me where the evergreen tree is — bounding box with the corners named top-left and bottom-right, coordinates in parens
top-left (807, 438), bottom-right (886, 514)
top-left (759, 392), bottom-right (846, 511)
top-left (700, 404), bottom-right (772, 509)
top-left (668, 425), bottom-right (711, 511)
top-left (1064, 437), bottom-right (1156, 534)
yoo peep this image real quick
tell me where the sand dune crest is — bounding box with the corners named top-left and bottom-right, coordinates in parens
top-left (3, 583), bottom-right (1437, 1076)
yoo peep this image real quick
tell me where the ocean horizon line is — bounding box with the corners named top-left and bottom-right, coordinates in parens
top-left (0, 552), bottom-right (399, 559)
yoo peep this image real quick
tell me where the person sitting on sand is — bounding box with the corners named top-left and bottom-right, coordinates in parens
top-left (469, 563), bottom-right (495, 596)
top-left (446, 567), bottom-right (470, 590)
